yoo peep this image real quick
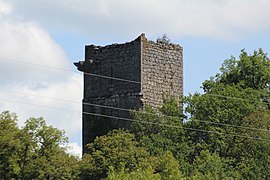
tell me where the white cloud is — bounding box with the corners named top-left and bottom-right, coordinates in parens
top-left (0, 0), bottom-right (82, 149)
top-left (0, 20), bottom-right (71, 85)
top-left (0, 0), bottom-right (12, 15)
top-left (66, 142), bottom-right (82, 158)
top-left (0, 73), bottom-right (82, 136)
top-left (4, 0), bottom-right (270, 40)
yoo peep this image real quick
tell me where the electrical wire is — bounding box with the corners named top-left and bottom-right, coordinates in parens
top-left (0, 57), bottom-right (73, 72)
top-left (0, 57), bottom-right (141, 84)
top-left (0, 89), bottom-right (80, 103)
top-left (0, 98), bottom-right (269, 142)
top-left (206, 93), bottom-right (269, 104)
top-left (0, 89), bottom-right (269, 133)
top-left (83, 111), bottom-right (270, 141)
top-left (0, 98), bottom-right (81, 113)
top-left (83, 72), bottom-right (141, 84)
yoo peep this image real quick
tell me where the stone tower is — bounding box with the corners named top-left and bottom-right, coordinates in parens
top-left (74, 34), bottom-right (183, 153)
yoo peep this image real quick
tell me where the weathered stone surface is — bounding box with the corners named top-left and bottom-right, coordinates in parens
top-left (74, 34), bottom-right (183, 153)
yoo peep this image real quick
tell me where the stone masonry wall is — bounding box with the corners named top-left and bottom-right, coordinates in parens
top-left (84, 37), bottom-right (141, 99)
top-left (82, 37), bottom-right (143, 153)
top-left (141, 36), bottom-right (183, 107)
top-left (76, 34), bottom-right (183, 153)
top-left (82, 93), bottom-right (142, 152)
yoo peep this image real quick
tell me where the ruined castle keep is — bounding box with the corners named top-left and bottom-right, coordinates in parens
top-left (74, 34), bottom-right (183, 153)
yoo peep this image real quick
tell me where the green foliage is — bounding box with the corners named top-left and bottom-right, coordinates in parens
top-left (80, 129), bottom-right (184, 179)
top-left (131, 99), bottom-right (185, 146)
top-left (159, 98), bottom-right (184, 118)
top-left (235, 110), bottom-right (270, 178)
top-left (203, 49), bottom-right (270, 92)
top-left (107, 151), bottom-right (184, 180)
top-left (152, 151), bottom-right (184, 179)
top-left (131, 105), bottom-right (184, 141)
top-left (131, 100), bottom-right (194, 176)
top-left (80, 129), bottom-right (151, 179)
top-left (0, 111), bottom-right (79, 179)
top-left (107, 166), bottom-right (160, 180)
top-left (185, 49), bottom-right (270, 178)
top-left (21, 117), bottom-right (79, 179)
top-left (189, 150), bottom-right (240, 179)
top-left (0, 111), bottom-right (21, 179)
top-left (185, 85), bottom-right (267, 156)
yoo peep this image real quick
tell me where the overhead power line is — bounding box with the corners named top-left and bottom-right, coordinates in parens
top-left (0, 89), bottom-right (269, 133)
top-left (206, 94), bottom-right (268, 103)
top-left (0, 89), bottom-right (80, 103)
top-left (0, 97), bottom-right (269, 142)
top-left (0, 98), bottom-right (81, 113)
top-left (0, 95), bottom-right (270, 135)
top-left (83, 71), bottom-right (141, 84)
top-left (0, 57), bottom-right (73, 72)
top-left (83, 101), bottom-right (270, 133)
top-left (83, 111), bottom-right (270, 142)
top-left (0, 57), bottom-right (141, 84)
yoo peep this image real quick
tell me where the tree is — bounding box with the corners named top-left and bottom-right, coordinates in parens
top-left (107, 151), bottom-right (184, 180)
top-left (203, 49), bottom-right (270, 92)
top-left (0, 111), bottom-right (79, 179)
top-left (235, 110), bottom-right (270, 178)
top-left (21, 117), bottom-right (79, 179)
top-left (0, 111), bottom-right (22, 179)
top-left (185, 49), bottom-right (270, 178)
top-left (79, 129), bottom-right (151, 179)
top-left (189, 150), bottom-right (240, 179)
top-left (107, 166), bottom-right (160, 180)
top-left (80, 129), bottom-right (184, 179)
top-left (185, 85), bottom-right (266, 156)
top-left (131, 100), bottom-right (193, 176)
top-left (152, 151), bottom-right (184, 179)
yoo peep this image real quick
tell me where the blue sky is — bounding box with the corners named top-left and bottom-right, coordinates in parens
top-left (0, 0), bottom-right (270, 156)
